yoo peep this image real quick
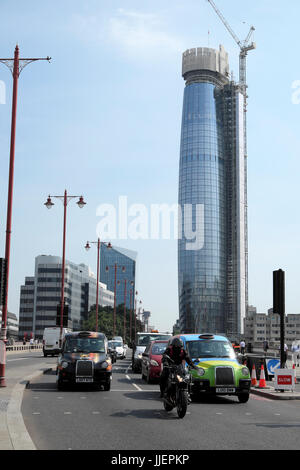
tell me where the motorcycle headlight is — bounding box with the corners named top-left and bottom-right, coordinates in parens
top-left (196, 367), bottom-right (205, 377)
top-left (61, 361), bottom-right (69, 369)
top-left (150, 360), bottom-right (159, 366)
top-left (242, 367), bottom-right (249, 376)
top-left (138, 354), bottom-right (142, 359)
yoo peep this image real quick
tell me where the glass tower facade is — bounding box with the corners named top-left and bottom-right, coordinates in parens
top-left (100, 245), bottom-right (137, 309)
top-left (178, 46), bottom-right (247, 337)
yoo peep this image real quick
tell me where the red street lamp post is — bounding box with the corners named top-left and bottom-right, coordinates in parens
top-left (44, 191), bottom-right (86, 346)
top-left (85, 239), bottom-right (111, 332)
top-left (129, 281), bottom-right (134, 344)
top-left (0, 46), bottom-right (50, 388)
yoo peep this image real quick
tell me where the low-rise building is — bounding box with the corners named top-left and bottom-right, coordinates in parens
top-left (244, 306), bottom-right (300, 348)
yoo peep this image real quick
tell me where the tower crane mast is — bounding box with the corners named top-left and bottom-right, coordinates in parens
top-left (207, 0), bottom-right (255, 97)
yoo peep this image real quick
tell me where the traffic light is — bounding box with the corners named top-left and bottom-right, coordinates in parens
top-left (56, 303), bottom-right (69, 327)
top-left (0, 258), bottom-right (7, 307)
top-left (273, 269), bottom-right (285, 315)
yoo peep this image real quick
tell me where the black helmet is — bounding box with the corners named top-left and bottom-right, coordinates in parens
top-left (171, 337), bottom-right (183, 350)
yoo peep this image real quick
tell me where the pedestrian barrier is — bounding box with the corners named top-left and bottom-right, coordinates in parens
top-left (6, 344), bottom-right (43, 352)
top-left (251, 364), bottom-right (257, 386)
top-left (258, 364), bottom-right (267, 388)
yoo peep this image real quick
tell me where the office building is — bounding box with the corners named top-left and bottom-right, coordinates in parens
top-left (18, 255), bottom-right (114, 339)
top-left (178, 46), bottom-right (247, 336)
top-left (244, 307), bottom-right (300, 348)
top-left (100, 245), bottom-right (136, 309)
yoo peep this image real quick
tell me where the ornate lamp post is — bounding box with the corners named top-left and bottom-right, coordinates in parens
top-left (44, 191), bottom-right (86, 346)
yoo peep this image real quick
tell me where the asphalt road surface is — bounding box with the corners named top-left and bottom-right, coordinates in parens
top-left (21, 353), bottom-right (300, 450)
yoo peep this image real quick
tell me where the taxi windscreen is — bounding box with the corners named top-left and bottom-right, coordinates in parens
top-left (64, 337), bottom-right (105, 354)
top-left (186, 340), bottom-right (236, 359)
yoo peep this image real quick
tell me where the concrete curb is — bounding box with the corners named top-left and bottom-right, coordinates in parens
top-left (6, 368), bottom-right (52, 450)
top-left (250, 387), bottom-right (300, 400)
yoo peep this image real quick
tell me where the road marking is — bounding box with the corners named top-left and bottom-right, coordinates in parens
top-left (64, 412), bottom-right (72, 415)
top-left (132, 383), bottom-right (142, 391)
top-left (92, 411), bottom-right (100, 414)
top-left (7, 358), bottom-right (29, 362)
top-left (32, 412), bottom-right (40, 415)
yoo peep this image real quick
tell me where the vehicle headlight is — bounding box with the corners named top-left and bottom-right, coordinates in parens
top-left (242, 367), bottom-right (249, 376)
top-left (150, 359), bottom-right (159, 366)
top-left (101, 361), bottom-right (108, 369)
top-left (138, 354), bottom-right (142, 359)
top-left (196, 367), bottom-right (205, 377)
top-left (61, 361), bottom-right (69, 369)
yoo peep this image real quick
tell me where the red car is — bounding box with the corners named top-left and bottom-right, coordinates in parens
top-left (141, 340), bottom-right (169, 383)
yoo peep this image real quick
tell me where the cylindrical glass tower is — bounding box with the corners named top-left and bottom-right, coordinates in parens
top-left (178, 46), bottom-right (230, 334)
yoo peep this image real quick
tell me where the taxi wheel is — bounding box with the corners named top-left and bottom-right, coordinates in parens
top-left (103, 381), bottom-right (111, 391)
top-left (238, 393), bottom-right (250, 403)
top-left (57, 379), bottom-right (66, 391)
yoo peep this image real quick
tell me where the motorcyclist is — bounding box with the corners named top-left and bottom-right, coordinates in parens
top-left (160, 337), bottom-right (196, 397)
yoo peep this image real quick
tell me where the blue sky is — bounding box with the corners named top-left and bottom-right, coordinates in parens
top-left (0, 0), bottom-right (300, 332)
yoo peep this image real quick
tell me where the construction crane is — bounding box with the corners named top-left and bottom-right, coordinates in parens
top-left (207, 0), bottom-right (255, 98)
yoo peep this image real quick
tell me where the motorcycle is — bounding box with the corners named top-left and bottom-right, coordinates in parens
top-left (162, 356), bottom-right (191, 419)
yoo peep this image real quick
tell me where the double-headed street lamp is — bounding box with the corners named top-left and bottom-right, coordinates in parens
top-left (84, 239), bottom-right (112, 332)
top-left (44, 190), bottom-right (86, 346)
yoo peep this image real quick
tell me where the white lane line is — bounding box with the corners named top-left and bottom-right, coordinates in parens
top-left (132, 383), bottom-right (142, 391)
top-left (7, 358), bottom-right (29, 362)
top-left (32, 412), bottom-right (40, 415)
top-left (64, 412), bottom-right (72, 415)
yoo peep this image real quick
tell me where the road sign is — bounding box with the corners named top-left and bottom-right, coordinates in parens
top-left (266, 358), bottom-right (281, 376)
top-left (274, 369), bottom-right (295, 391)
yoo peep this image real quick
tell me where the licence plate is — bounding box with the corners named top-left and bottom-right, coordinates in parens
top-left (216, 387), bottom-right (236, 393)
top-left (76, 378), bottom-right (93, 383)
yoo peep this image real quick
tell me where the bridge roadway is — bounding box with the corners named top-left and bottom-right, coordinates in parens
top-left (18, 352), bottom-right (300, 450)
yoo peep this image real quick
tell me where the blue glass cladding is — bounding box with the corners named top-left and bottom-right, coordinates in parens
top-left (100, 245), bottom-right (136, 309)
top-left (178, 82), bottom-right (226, 333)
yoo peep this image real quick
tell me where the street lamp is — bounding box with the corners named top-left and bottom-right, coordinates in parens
top-left (44, 190), bottom-right (86, 347)
top-left (84, 239), bottom-right (111, 332)
top-left (0, 46), bottom-right (51, 388)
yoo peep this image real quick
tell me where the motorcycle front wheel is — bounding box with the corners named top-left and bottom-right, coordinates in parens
top-left (177, 389), bottom-right (188, 419)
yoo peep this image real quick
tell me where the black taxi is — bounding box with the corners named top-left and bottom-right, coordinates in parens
top-left (56, 331), bottom-right (112, 390)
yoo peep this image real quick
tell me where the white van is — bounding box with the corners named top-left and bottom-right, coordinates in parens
top-left (42, 327), bottom-right (71, 357)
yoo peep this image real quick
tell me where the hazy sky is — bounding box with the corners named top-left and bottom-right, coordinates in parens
top-left (0, 0), bottom-right (300, 332)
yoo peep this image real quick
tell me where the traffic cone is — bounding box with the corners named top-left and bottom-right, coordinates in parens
top-left (258, 364), bottom-right (267, 388)
top-left (251, 364), bottom-right (257, 387)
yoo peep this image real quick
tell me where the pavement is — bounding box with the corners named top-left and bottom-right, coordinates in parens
top-left (1, 351), bottom-right (300, 450)
top-left (249, 359), bottom-right (300, 400)
top-left (0, 348), bottom-right (51, 450)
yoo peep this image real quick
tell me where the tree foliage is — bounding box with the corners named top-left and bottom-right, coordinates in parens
top-left (82, 304), bottom-right (144, 344)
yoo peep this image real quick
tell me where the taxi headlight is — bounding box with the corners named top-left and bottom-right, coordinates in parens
top-left (101, 361), bottom-right (108, 369)
top-left (196, 367), bottom-right (205, 377)
top-left (61, 361), bottom-right (69, 369)
top-left (242, 367), bottom-right (249, 376)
